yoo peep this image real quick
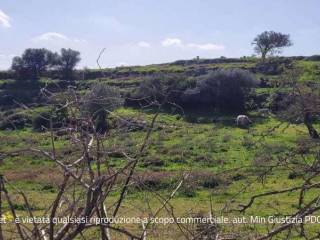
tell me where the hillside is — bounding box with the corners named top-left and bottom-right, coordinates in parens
top-left (1, 56), bottom-right (320, 239)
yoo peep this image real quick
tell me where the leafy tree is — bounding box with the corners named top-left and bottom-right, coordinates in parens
top-left (11, 48), bottom-right (57, 80)
top-left (82, 83), bottom-right (123, 133)
top-left (252, 31), bottom-right (292, 60)
top-left (58, 48), bottom-right (81, 80)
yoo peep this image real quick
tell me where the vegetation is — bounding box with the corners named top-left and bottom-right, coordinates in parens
top-left (58, 48), bottom-right (81, 80)
top-left (182, 68), bottom-right (257, 112)
top-left (82, 83), bottom-right (123, 133)
top-left (11, 48), bottom-right (80, 81)
top-left (11, 48), bottom-right (58, 80)
top-left (252, 31), bottom-right (292, 60)
top-left (2, 43), bottom-right (320, 239)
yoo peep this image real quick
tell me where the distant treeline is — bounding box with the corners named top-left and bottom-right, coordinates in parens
top-left (0, 55), bottom-right (319, 81)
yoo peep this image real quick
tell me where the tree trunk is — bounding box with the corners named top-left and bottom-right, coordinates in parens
top-left (304, 112), bottom-right (319, 139)
top-left (261, 50), bottom-right (267, 62)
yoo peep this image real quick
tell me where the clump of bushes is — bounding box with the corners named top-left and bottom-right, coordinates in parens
top-left (182, 68), bottom-right (257, 112)
top-left (128, 170), bottom-right (229, 196)
top-left (254, 58), bottom-right (293, 75)
top-left (126, 73), bottom-right (196, 107)
top-left (129, 69), bottom-right (257, 113)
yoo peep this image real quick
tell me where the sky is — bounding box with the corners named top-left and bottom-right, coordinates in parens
top-left (0, 0), bottom-right (319, 69)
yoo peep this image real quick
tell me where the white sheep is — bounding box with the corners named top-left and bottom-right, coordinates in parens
top-left (236, 115), bottom-right (252, 127)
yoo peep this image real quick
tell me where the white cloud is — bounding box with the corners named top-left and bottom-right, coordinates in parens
top-left (162, 38), bottom-right (225, 51)
top-left (33, 32), bottom-right (70, 42)
top-left (162, 38), bottom-right (183, 47)
top-left (0, 9), bottom-right (11, 28)
top-left (32, 32), bottom-right (87, 45)
top-left (186, 43), bottom-right (225, 51)
top-left (137, 41), bottom-right (151, 48)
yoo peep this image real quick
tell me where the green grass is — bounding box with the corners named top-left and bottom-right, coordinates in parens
top-left (1, 58), bottom-right (320, 238)
top-left (297, 60), bottom-right (320, 82)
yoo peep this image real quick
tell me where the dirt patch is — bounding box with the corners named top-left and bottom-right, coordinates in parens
top-left (5, 167), bottom-right (62, 185)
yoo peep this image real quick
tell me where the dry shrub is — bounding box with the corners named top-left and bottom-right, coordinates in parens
top-left (131, 171), bottom-right (176, 191)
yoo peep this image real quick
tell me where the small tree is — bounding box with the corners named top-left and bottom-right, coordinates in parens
top-left (11, 48), bottom-right (57, 80)
top-left (252, 31), bottom-right (292, 60)
top-left (82, 83), bottom-right (123, 133)
top-left (58, 48), bottom-right (81, 80)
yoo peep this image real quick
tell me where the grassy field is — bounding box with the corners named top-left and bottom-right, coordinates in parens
top-left (1, 58), bottom-right (320, 239)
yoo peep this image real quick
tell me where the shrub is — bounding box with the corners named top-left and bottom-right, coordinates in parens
top-left (127, 73), bottom-right (195, 106)
top-left (201, 175), bottom-right (221, 188)
top-left (288, 172), bottom-right (300, 180)
top-left (182, 68), bottom-right (257, 112)
top-left (141, 156), bottom-right (165, 167)
top-left (254, 58), bottom-right (292, 75)
top-left (189, 171), bottom-right (225, 189)
top-left (131, 171), bottom-right (174, 191)
top-left (82, 83), bottom-right (123, 133)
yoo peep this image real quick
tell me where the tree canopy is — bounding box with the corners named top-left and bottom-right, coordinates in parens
top-left (58, 48), bottom-right (81, 80)
top-left (11, 48), bottom-right (58, 80)
top-left (252, 31), bottom-right (292, 60)
top-left (11, 48), bottom-right (80, 81)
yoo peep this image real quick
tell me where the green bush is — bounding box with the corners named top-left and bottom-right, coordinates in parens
top-left (127, 73), bottom-right (195, 106)
top-left (182, 69), bottom-right (257, 112)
